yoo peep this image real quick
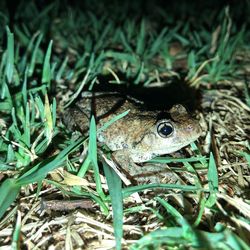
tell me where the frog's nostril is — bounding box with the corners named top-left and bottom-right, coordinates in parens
top-left (186, 124), bottom-right (194, 131)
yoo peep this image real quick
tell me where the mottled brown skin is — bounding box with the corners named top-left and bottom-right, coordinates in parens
top-left (64, 92), bottom-right (201, 183)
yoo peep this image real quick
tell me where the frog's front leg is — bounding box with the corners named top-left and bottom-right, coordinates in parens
top-left (112, 150), bottom-right (179, 184)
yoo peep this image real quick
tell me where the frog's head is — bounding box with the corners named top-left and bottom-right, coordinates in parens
top-left (142, 104), bottom-right (201, 154)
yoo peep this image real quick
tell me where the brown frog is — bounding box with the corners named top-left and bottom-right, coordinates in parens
top-left (63, 92), bottom-right (201, 183)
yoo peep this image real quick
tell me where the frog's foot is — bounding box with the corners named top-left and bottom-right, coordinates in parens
top-left (131, 163), bottom-right (180, 185)
top-left (112, 150), bottom-right (180, 185)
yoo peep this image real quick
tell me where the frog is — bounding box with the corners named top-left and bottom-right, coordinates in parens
top-left (63, 92), bottom-right (201, 183)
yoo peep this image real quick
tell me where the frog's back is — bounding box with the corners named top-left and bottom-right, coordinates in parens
top-left (63, 92), bottom-right (138, 134)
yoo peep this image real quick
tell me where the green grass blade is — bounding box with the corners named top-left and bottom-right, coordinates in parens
top-left (155, 197), bottom-right (190, 230)
top-left (206, 152), bottom-right (218, 208)
top-left (44, 94), bottom-right (53, 144)
top-left (134, 62), bottom-right (144, 84)
top-left (0, 162), bottom-right (13, 171)
top-left (13, 26), bottom-right (29, 46)
top-left (94, 23), bottom-right (112, 51)
top-left (193, 197), bottom-right (207, 227)
top-left (149, 27), bottom-right (168, 57)
top-left (42, 40), bottom-right (53, 84)
top-left (103, 161), bottom-right (123, 250)
top-left (56, 56), bottom-right (68, 82)
top-left (5, 26), bottom-right (14, 83)
top-left (21, 67), bottom-right (28, 106)
top-left (119, 31), bottom-right (133, 53)
top-left (88, 116), bottom-right (106, 200)
top-left (6, 144), bottom-right (15, 163)
top-left (77, 157), bottom-right (91, 178)
top-left (97, 109), bottom-right (130, 133)
top-left (1, 81), bottom-right (13, 109)
top-left (32, 2), bottom-right (55, 26)
top-left (123, 184), bottom-right (201, 198)
top-left (149, 155), bottom-right (207, 164)
top-left (17, 137), bottom-right (85, 184)
top-left (64, 69), bottom-right (91, 108)
top-left (241, 151), bottom-right (250, 166)
top-left (52, 97), bottom-right (57, 128)
top-left (136, 19), bottom-right (145, 55)
top-left (28, 33), bottom-right (43, 77)
top-left (24, 102), bottom-right (30, 147)
top-left (131, 226), bottom-right (250, 250)
top-left (11, 211), bottom-right (22, 249)
top-left (0, 51), bottom-right (7, 83)
top-left (0, 179), bottom-right (21, 220)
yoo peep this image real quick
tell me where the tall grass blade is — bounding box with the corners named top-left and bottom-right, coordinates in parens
top-left (103, 162), bottom-right (123, 250)
top-left (42, 40), bottom-right (53, 84)
top-left (5, 27), bottom-right (14, 83)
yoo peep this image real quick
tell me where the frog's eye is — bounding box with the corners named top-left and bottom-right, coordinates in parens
top-left (157, 122), bottom-right (174, 138)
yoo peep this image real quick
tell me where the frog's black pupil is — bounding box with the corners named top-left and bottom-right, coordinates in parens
top-left (158, 123), bottom-right (173, 137)
top-left (161, 125), bottom-right (173, 135)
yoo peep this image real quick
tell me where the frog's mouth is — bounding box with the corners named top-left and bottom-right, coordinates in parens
top-left (178, 132), bottom-right (200, 145)
top-left (168, 142), bottom-right (195, 154)
top-left (163, 132), bottom-right (200, 154)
